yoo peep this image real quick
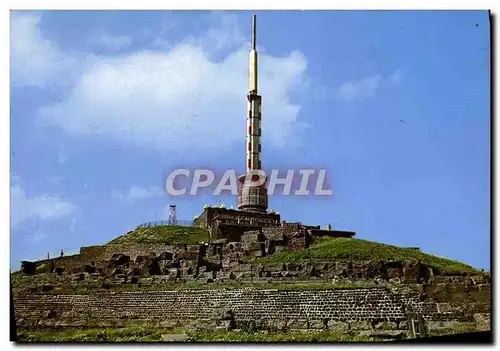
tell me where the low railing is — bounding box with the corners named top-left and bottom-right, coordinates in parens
top-left (136, 219), bottom-right (195, 229)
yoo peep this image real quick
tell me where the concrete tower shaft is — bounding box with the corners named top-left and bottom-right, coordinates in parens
top-left (238, 14), bottom-right (268, 213)
top-left (246, 14), bottom-right (262, 174)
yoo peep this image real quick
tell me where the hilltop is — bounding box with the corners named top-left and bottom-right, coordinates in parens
top-left (107, 225), bottom-right (210, 245)
top-left (12, 222), bottom-right (490, 342)
top-left (103, 224), bottom-right (479, 275)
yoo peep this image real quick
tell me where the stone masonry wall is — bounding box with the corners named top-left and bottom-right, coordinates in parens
top-left (13, 287), bottom-right (490, 334)
top-left (15, 223), bottom-right (490, 337)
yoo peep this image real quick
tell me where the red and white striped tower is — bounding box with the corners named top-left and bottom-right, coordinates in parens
top-left (237, 15), bottom-right (268, 213)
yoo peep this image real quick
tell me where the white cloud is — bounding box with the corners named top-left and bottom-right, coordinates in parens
top-left (90, 33), bottom-right (132, 52)
top-left (112, 185), bottom-right (164, 201)
top-left (39, 45), bottom-right (307, 150)
top-left (387, 69), bottom-right (402, 84)
top-left (10, 12), bottom-right (79, 88)
top-left (336, 75), bottom-right (382, 102)
top-left (195, 12), bottom-right (246, 51)
top-left (10, 11), bottom-right (308, 151)
top-left (10, 181), bottom-right (77, 228)
top-left (336, 70), bottom-right (402, 102)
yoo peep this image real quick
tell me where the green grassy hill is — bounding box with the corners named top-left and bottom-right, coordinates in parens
top-left (95, 225), bottom-right (480, 275)
top-left (258, 236), bottom-right (480, 274)
top-left (107, 225), bottom-right (210, 245)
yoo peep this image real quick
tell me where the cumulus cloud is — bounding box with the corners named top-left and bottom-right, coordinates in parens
top-left (11, 11), bottom-right (309, 151)
top-left (10, 12), bottom-right (80, 88)
top-left (336, 69), bottom-right (402, 102)
top-left (39, 46), bottom-right (307, 150)
top-left (10, 179), bottom-right (78, 228)
top-left (112, 185), bottom-right (165, 201)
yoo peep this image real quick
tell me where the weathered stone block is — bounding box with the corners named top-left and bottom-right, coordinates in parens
top-left (180, 267), bottom-right (194, 277)
top-left (387, 268), bottom-right (402, 279)
top-left (275, 319), bottom-right (289, 331)
top-left (471, 274), bottom-right (490, 285)
top-left (327, 320), bottom-right (349, 331)
top-left (313, 262), bottom-right (327, 271)
top-left (215, 271), bottom-right (233, 281)
top-left (233, 271), bottom-right (253, 280)
top-left (228, 260), bottom-right (240, 268)
top-left (197, 271), bottom-right (215, 280)
top-left (71, 273), bottom-right (85, 281)
top-left (473, 313), bottom-right (491, 331)
top-left (242, 241), bottom-right (262, 251)
top-left (288, 319), bottom-right (308, 330)
top-left (232, 263), bottom-right (252, 272)
top-left (221, 259), bottom-right (230, 269)
top-left (426, 283), bottom-right (448, 300)
top-left (262, 263), bottom-right (284, 272)
top-left (186, 245), bottom-right (200, 253)
top-left (437, 303), bottom-right (453, 313)
top-left (35, 264), bottom-right (50, 274)
top-left (195, 319), bottom-right (217, 330)
top-left (215, 320), bottom-right (234, 331)
top-left (274, 245), bottom-right (285, 254)
top-left (247, 249), bottom-right (264, 258)
top-left (348, 320), bottom-right (372, 330)
top-left (298, 263), bottom-right (313, 278)
top-left (402, 259), bottom-right (423, 283)
top-left (334, 262), bottom-right (350, 277)
top-left (374, 321), bottom-right (398, 330)
top-left (161, 333), bottom-right (188, 342)
top-left (157, 251), bottom-right (173, 260)
top-left (352, 262), bottom-right (368, 278)
top-left (308, 319), bottom-right (325, 329)
top-left (284, 263), bottom-right (300, 271)
top-left (20, 261), bottom-right (37, 274)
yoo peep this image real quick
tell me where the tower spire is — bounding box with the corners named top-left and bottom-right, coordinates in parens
top-left (249, 14), bottom-right (258, 95)
top-left (252, 14), bottom-right (256, 50)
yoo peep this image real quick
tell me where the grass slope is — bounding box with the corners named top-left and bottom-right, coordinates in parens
top-left (17, 328), bottom-right (376, 342)
top-left (258, 237), bottom-right (480, 274)
top-left (107, 225), bottom-right (210, 245)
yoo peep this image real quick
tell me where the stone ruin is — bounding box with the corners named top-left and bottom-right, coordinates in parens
top-left (12, 220), bottom-right (491, 339)
top-left (17, 222), bottom-right (357, 290)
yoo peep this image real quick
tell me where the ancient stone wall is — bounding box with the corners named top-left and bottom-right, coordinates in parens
top-left (19, 237), bottom-right (492, 293)
top-left (13, 286), bottom-right (490, 335)
top-left (80, 243), bottom-right (186, 262)
top-left (14, 225), bottom-right (490, 337)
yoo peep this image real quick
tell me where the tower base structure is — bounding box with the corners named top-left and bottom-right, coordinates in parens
top-left (237, 174), bottom-right (268, 213)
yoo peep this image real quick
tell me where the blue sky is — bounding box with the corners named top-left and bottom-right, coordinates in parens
top-left (10, 10), bottom-right (490, 270)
